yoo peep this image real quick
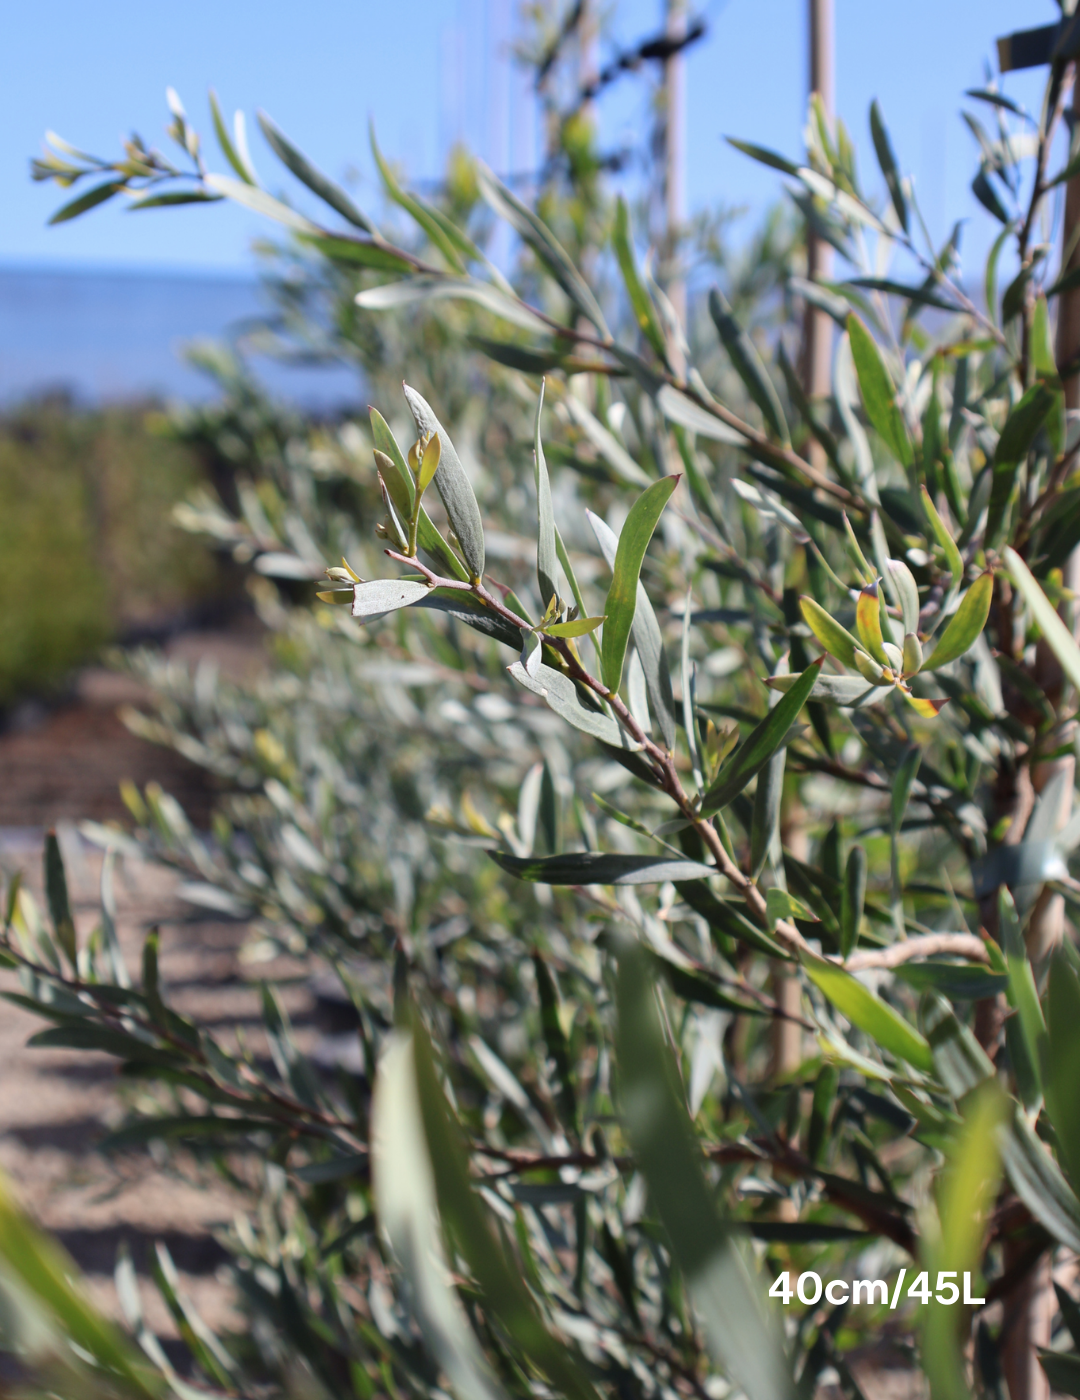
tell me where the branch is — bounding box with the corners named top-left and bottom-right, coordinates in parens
top-left (844, 933), bottom-right (989, 971)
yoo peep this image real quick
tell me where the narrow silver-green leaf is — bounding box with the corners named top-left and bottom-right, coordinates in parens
top-left (476, 162), bottom-right (609, 337)
top-left (208, 89), bottom-right (254, 184)
top-left (370, 124), bottom-right (468, 272)
top-left (985, 384), bottom-right (1057, 548)
top-left (869, 99), bottom-right (908, 232)
top-left (409, 1012), bottom-right (603, 1400)
top-left (750, 666), bottom-right (786, 879)
top-left (403, 385), bottom-right (485, 580)
top-left (612, 197), bottom-right (668, 360)
top-left (44, 832), bottom-right (76, 968)
top-left (708, 289), bottom-right (789, 444)
top-left (204, 173), bottom-right (319, 233)
top-left (846, 314), bottom-right (913, 467)
top-left (922, 572), bottom-right (993, 670)
top-left (799, 595), bottom-right (860, 668)
top-left (533, 382), bottom-right (557, 610)
top-left (1005, 548), bottom-right (1080, 693)
top-left (615, 944), bottom-right (793, 1400)
top-left (803, 954), bottom-right (934, 1072)
top-left (352, 578), bottom-right (431, 619)
top-left (700, 659), bottom-right (824, 815)
top-left (840, 845), bottom-right (866, 957)
top-left (1045, 950), bottom-right (1080, 1190)
top-left (885, 558), bottom-right (920, 635)
top-left (765, 672), bottom-right (893, 707)
top-left (373, 1033), bottom-right (508, 1400)
top-left (370, 408), bottom-right (469, 582)
top-left (587, 510), bottom-right (676, 749)
top-left (490, 851), bottom-right (715, 886)
top-left (507, 659), bottom-right (630, 748)
top-left (599, 477), bottom-right (679, 695)
top-left (257, 110), bottom-right (375, 232)
top-left (356, 276), bottom-right (552, 335)
top-left (655, 384), bottom-right (745, 444)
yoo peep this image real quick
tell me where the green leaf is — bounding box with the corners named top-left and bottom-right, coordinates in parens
top-left (921, 1080), bottom-right (1007, 1400)
top-left (749, 689), bottom-right (785, 878)
top-left (869, 100), bottom-right (908, 232)
top-left (44, 832), bottom-right (76, 967)
top-left (766, 888), bottom-right (816, 929)
top-left (300, 232), bottom-right (417, 274)
top-left (408, 1011), bottom-right (603, 1400)
top-left (655, 383), bottom-right (745, 445)
top-left (725, 136), bottom-right (800, 177)
top-left (467, 336), bottom-right (581, 373)
top-left (370, 124), bottom-right (468, 272)
top-left (708, 289), bottom-right (789, 444)
top-left (840, 846), bottom-right (866, 958)
top-left (803, 954), bottom-right (934, 1072)
top-left (208, 89), bottom-right (254, 184)
top-left (532, 953), bottom-right (578, 1133)
top-left (614, 944), bottom-right (793, 1400)
top-left (355, 275), bottom-right (553, 335)
top-left (653, 955), bottom-right (766, 1016)
top-left (1045, 949), bottom-right (1080, 1189)
top-left (766, 671), bottom-right (893, 707)
top-left (921, 572), bottom-right (993, 670)
top-left (587, 509), bottom-right (676, 749)
top-left (489, 850), bottom-right (715, 886)
top-left (372, 1032), bottom-right (508, 1400)
top-left (893, 962), bottom-right (1006, 1000)
top-left (1039, 1353), bottom-right (1080, 1399)
top-left (807, 1064), bottom-right (839, 1165)
top-left (700, 660), bottom-right (824, 816)
top-left (257, 110), bottom-right (374, 232)
top-left (985, 384), bottom-right (1057, 548)
top-left (370, 408), bottom-right (469, 582)
top-left (544, 615), bottom-right (605, 638)
top-left (922, 993), bottom-right (1080, 1251)
top-left (799, 595), bottom-right (860, 668)
top-left (846, 277), bottom-right (954, 312)
top-left (0, 1171), bottom-right (165, 1397)
top-left (204, 173), bottom-right (319, 233)
top-left (920, 485), bottom-right (964, 597)
top-left (1005, 547), bottom-right (1080, 693)
top-left (612, 197), bottom-right (668, 360)
top-left (127, 190), bottom-right (223, 210)
top-left (885, 559), bottom-right (921, 635)
top-left (855, 584), bottom-right (890, 667)
top-left (507, 659), bottom-right (627, 746)
top-left (403, 385), bottom-right (485, 580)
top-left (48, 179), bottom-right (124, 225)
top-left (476, 162), bottom-right (608, 337)
top-left (351, 578), bottom-right (431, 619)
top-left (533, 381), bottom-right (557, 610)
top-left (972, 169), bottom-right (1011, 224)
top-left (600, 476), bottom-right (679, 694)
top-left (846, 314), bottom-right (913, 467)
top-left (999, 888), bottom-right (1046, 1112)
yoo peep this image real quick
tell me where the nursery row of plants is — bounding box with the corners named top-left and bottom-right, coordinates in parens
top-left (3, 10), bottom-right (1080, 1398)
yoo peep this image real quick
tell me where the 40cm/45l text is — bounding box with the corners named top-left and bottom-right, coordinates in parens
top-left (770, 1270), bottom-right (985, 1308)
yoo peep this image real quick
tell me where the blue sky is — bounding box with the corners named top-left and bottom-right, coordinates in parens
top-left (0, 1), bottom-right (1059, 278)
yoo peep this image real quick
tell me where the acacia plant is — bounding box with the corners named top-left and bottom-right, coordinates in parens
top-left (9, 18), bottom-right (1080, 1400)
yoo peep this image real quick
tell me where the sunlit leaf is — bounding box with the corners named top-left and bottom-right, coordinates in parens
top-left (921, 572), bottom-right (993, 670)
top-left (700, 660), bottom-right (823, 816)
top-left (803, 954), bottom-right (934, 1072)
top-left (600, 476), bottom-right (679, 695)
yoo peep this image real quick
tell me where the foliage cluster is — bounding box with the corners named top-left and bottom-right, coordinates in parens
top-left (8, 13), bottom-right (1080, 1400)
